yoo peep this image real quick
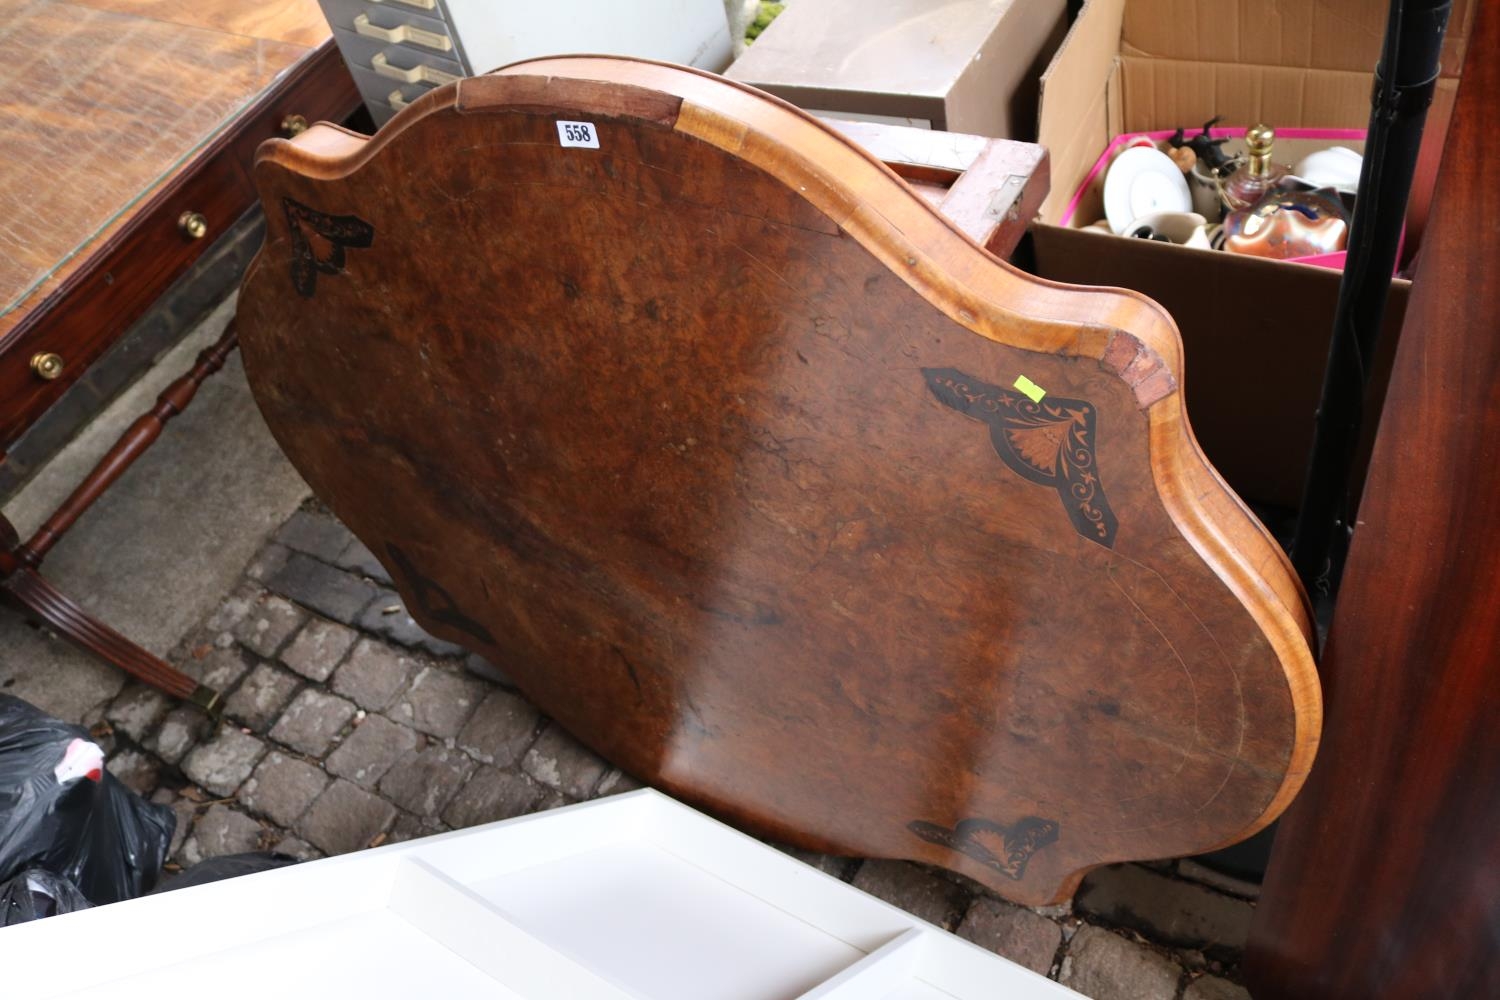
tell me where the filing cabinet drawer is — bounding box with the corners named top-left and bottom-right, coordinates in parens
top-left (332, 27), bottom-right (465, 85)
top-left (348, 66), bottom-right (439, 124)
top-left (320, 0), bottom-right (458, 58)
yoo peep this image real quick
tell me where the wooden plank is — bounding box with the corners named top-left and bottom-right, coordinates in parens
top-left (68, 0), bottom-right (330, 47)
top-left (1244, 2), bottom-right (1500, 997)
top-left (0, 0), bottom-right (314, 326)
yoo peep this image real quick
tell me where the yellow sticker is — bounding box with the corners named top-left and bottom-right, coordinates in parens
top-left (1014, 375), bottom-right (1047, 403)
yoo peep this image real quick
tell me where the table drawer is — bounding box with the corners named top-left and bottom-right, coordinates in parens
top-left (0, 152), bottom-right (252, 449)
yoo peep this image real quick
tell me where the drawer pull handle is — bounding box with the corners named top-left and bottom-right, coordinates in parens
top-left (370, 53), bottom-right (459, 87)
top-left (368, 0), bottom-right (436, 9)
top-left (280, 113), bottom-right (309, 137)
top-left (389, 89), bottom-right (410, 112)
top-left (354, 13), bottom-right (451, 52)
top-left (30, 352), bottom-right (64, 381)
top-left (178, 211), bottom-right (208, 240)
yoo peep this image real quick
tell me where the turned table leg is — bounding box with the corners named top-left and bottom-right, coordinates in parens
top-left (0, 321), bottom-right (240, 712)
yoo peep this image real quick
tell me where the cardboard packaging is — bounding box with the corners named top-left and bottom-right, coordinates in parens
top-left (724, 0), bottom-right (1070, 140)
top-left (1028, 0), bottom-right (1473, 508)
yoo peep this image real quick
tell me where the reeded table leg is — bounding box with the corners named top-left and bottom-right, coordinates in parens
top-left (0, 322), bottom-right (240, 712)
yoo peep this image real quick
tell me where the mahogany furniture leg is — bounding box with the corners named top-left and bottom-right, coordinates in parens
top-left (1244, 2), bottom-right (1500, 995)
top-left (0, 322), bottom-right (240, 712)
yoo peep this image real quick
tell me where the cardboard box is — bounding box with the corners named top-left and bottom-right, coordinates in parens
top-left (1027, 0), bottom-right (1473, 508)
top-left (724, 0), bottom-right (1070, 140)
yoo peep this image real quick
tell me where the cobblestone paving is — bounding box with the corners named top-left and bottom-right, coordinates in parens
top-left (78, 503), bottom-right (1254, 999)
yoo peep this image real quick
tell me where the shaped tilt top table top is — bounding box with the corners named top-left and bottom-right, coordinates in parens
top-left (236, 56), bottom-right (1320, 905)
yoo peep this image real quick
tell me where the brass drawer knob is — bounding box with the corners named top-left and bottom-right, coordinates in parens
top-left (30, 352), bottom-right (64, 381)
top-left (178, 211), bottom-right (208, 240)
top-left (281, 113), bottom-right (309, 137)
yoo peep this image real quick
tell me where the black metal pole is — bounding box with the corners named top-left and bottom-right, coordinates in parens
top-left (1290, 0), bottom-right (1452, 597)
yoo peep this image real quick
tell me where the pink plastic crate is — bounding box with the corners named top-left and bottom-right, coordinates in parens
top-left (1062, 127), bottom-right (1391, 272)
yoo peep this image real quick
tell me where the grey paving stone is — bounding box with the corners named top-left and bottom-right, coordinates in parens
top-left (203, 581), bottom-right (262, 632)
top-left (387, 811), bottom-right (445, 845)
top-left (534, 789), bottom-right (570, 812)
top-left (279, 618), bottom-right (359, 682)
top-left (1184, 975), bottom-right (1251, 1000)
top-left (1076, 864), bottom-right (1253, 955)
top-left (272, 835), bottom-right (324, 861)
top-left (180, 804), bottom-right (266, 867)
top-left (267, 552), bottom-right (379, 624)
top-left (326, 714), bottom-right (421, 788)
top-left (356, 592), bottom-right (468, 658)
top-left (241, 752), bottom-right (330, 827)
top-left (106, 748), bottom-right (161, 797)
top-left (269, 689), bottom-right (357, 757)
top-left (390, 665), bottom-right (486, 739)
top-left (222, 663), bottom-right (300, 732)
top-left (245, 542), bottom-right (291, 583)
top-left (105, 683), bottom-right (172, 743)
top-left (442, 767), bottom-right (544, 828)
top-left (1175, 860), bottom-right (1261, 900)
top-left (181, 646), bottom-right (254, 691)
top-left (851, 860), bottom-right (970, 931)
top-left (147, 704), bottom-right (214, 764)
top-left (456, 688), bottom-right (541, 766)
top-left (274, 509), bottom-right (354, 564)
top-left (181, 725), bottom-right (266, 797)
top-left (956, 896), bottom-right (1063, 975)
top-left (521, 723), bottom-right (609, 799)
top-left (1060, 925), bottom-right (1182, 1000)
top-left (594, 768), bottom-right (645, 799)
top-left (298, 779), bottom-right (397, 855)
top-left (334, 537), bottom-right (393, 585)
top-left (380, 745), bottom-right (476, 817)
top-left (332, 638), bottom-right (417, 711)
top-left (231, 594), bottom-right (308, 658)
top-left (461, 652), bottom-right (515, 689)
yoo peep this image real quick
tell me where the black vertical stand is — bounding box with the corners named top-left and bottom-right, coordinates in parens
top-left (1290, 0), bottom-right (1452, 599)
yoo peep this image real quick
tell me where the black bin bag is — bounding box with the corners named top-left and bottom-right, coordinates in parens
top-left (0, 695), bottom-right (174, 904)
top-left (0, 867), bottom-right (92, 925)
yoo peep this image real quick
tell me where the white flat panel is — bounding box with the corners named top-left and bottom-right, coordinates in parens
top-left (882, 983), bottom-right (962, 1000)
top-left (58, 911), bottom-right (522, 999)
top-left (390, 859), bottom-right (636, 1000)
top-left (474, 840), bottom-right (865, 1000)
top-left (795, 928), bottom-right (925, 1000)
top-left (2, 790), bottom-right (1080, 1000)
top-left (443, 0), bottom-right (733, 75)
top-left (417, 791), bottom-right (651, 883)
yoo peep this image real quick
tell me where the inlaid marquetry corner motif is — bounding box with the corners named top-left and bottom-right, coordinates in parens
top-left (922, 367), bottom-right (1118, 548)
top-left (281, 197), bottom-right (375, 298)
top-left (908, 815), bottom-right (1060, 881)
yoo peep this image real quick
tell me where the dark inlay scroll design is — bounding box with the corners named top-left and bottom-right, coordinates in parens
top-left (908, 815), bottom-right (1060, 881)
top-left (282, 197), bottom-right (375, 298)
top-left (386, 542), bottom-right (496, 644)
top-left (924, 367), bottom-right (1117, 547)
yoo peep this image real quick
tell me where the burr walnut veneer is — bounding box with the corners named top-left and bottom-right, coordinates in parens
top-left (236, 58), bottom-right (1320, 903)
